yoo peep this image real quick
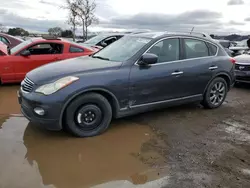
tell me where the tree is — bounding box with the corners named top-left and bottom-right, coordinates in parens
top-left (0, 24), bottom-right (7, 33)
top-left (75, 0), bottom-right (98, 40)
top-left (61, 30), bottom-right (73, 37)
top-left (64, 0), bottom-right (81, 41)
top-left (48, 27), bottom-right (63, 36)
top-left (7, 27), bottom-right (29, 36)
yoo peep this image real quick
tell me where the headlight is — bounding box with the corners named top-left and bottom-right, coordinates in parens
top-left (35, 76), bottom-right (79, 95)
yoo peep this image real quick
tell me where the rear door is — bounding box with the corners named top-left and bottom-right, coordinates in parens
top-left (176, 38), bottom-right (217, 96)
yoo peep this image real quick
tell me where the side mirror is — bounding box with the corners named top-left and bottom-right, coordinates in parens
top-left (137, 53), bottom-right (158, 66)
top-left (20, 50), bottom-right (31, 56)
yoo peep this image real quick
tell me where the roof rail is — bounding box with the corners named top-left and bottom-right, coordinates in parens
top-left (164, 31), bottom-right (212, 39)
top-left (41, 35), bottom-right (61, 40)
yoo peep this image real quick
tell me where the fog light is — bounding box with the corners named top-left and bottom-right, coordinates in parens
top-left (34, 107), bottom-right (45, 116)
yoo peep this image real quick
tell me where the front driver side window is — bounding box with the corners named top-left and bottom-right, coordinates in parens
top-left (25, 43), bottom-right (63, 55)
top-left (0, 37), bottom-right (9, 45)
top-left (147, 38), bottom-right (180, 63)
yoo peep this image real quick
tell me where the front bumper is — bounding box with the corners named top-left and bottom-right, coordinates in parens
top-left (18, 89), bottom-right (63, 131)
top-left (235, 70), bottom-right (250, 83)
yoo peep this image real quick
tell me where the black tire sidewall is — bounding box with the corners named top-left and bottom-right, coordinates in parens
top-left (65, 93), bottom-right (112, 137)
top-left (203, 77), bottom-right (228, 109)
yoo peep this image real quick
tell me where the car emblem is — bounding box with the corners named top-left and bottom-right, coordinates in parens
top-left (239, 66), bottom-right (245, 70)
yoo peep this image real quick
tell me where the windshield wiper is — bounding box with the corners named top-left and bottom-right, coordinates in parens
top-left (92, 55), bottom-right (110, 61)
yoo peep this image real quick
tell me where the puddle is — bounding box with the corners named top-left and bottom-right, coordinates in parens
top-left (0, 115), bottom-right (166, 188)
top-left (0, 85), bottom-right (20, 114)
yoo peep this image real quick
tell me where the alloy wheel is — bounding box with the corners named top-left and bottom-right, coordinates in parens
top-left (209, 82), bottom-right (226, 106)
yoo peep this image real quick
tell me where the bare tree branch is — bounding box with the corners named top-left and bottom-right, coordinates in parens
top-left (64, 0), bottom-right (81, 41)
top-left (75, 0), bottom-right (99, 40)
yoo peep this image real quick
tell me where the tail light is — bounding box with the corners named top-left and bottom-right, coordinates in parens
top-left (230, 58), bottom-right (236, 64)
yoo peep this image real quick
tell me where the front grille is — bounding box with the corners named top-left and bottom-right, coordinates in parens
top-left (21, 77), bottom-right (34, 93)
top-left (235, 64), bottom-right (250, 71)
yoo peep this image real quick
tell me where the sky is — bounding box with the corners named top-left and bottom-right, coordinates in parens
top-left (0, 0), bottom-right (250, 35)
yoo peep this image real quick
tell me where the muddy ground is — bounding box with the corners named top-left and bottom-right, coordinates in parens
top-left (0, 84), bottom-right (250, 188)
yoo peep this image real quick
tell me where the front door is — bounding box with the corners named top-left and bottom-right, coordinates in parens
top-left (13, 42), bottom-right (64, 81)
top-left (129, 38), bottom-right (185, 106)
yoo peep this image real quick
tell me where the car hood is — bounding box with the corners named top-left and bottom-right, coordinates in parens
top-left (26, 56), bottom-right (122, 84)
top-left (234, 54), bottom-right (250, 64)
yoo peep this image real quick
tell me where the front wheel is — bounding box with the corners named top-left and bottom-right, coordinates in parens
top-left (202, 77), bottom-right (228, 109)
top-left (65, 93), bottom-right (112, 137)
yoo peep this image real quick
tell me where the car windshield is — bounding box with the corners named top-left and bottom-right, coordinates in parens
top-left (92, 36), bottom-right (151, 62)
top-left (68, 41), bottom-right (94, 51)
top-left (10, 40), bottom-right (33, 54)
top-left (84, 35), bottom-right (110, 44)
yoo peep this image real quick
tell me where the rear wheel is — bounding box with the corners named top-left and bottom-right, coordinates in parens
top-left (202, 77), bottom-right (228, 109)
top-left (65, 93), bottom-right (112, 137)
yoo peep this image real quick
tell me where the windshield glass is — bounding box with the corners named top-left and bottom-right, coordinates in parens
top-left (92, 36), bottom-right (151, 62)
top-left (84, 35), bottom-right (110, 44)
top-left (11, 40), bottom-right (33, 54)
top-left (68, 41), bottom-right (94, 51)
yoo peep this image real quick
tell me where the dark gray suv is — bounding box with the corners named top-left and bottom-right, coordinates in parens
top-left (18, 32), bottom-right (235, 137)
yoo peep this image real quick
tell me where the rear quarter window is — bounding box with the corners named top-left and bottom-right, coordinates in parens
top-left (69, 46), bottom-right (84, 53)
top-left (207, 43), bottom-right (217, 56)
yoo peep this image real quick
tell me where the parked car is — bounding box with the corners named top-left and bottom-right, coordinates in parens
top-left (0, 33), bottom-right (23, 48)
top-left (82, 33), bottom-right (125, 50)
top-left (229, 39), bottom-right (250, 56)
top-left (234, 39), bottom-right (250, 84)
top-left (0, 36), bottom-right (96, 83)
top-left (18, 32), bottom-right (235, 137)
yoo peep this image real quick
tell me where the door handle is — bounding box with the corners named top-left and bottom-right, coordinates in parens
top-left (171, 71), bottom-right (183, 75)
top-left (209, 66), bottom-right (218, 70)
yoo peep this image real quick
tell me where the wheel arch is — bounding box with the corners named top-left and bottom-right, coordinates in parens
top-left (203, 73), bottom-right (232, 95)
top-left (59, 88), bottom-right (120, 127)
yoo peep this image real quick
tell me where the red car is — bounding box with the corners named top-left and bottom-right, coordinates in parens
top-left (0, 33), bottom-right (23, 48)
top-left (0, 36), bottom-right (96, 83)
top-left (0, 41), bottom-right (8, 56)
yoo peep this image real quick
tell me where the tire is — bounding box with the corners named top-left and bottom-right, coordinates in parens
top-left (65, 93), bottom-right (112, 137)
top-left (202, 77), bottom-right (228, 109)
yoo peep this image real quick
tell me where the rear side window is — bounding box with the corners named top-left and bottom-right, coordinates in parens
top-left (69, 46), bottom-right (84, 53)
top-left (184, 38), bottom-right (209, 59)
top-left (207, 43), bottom-right (217, 56)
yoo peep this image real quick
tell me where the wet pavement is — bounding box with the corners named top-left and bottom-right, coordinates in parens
top-left (0, 84), bottom-right (250, 188)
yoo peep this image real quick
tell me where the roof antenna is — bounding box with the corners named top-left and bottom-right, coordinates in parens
top-left (190, 27), bottom-right (194, 34)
